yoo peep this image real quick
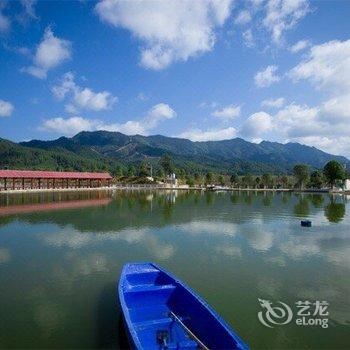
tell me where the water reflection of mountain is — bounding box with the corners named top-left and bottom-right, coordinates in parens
top-left (0, 190), bottom-right (347, 231)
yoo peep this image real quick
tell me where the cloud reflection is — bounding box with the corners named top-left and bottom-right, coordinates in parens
top-left (38, 227), bottom-right (176, 260)
top-left (0, 248), bottom-right (11, 264)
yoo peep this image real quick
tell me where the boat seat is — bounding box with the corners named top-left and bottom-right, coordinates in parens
top-left (126, 284), bottom-right (176, 293)
top-left (134, 317), bottom-right (172, 330)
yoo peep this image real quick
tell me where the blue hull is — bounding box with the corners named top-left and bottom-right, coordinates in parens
top-left (118, 263), bottom-right (249, 349)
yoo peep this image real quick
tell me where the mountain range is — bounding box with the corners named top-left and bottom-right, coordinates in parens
top-left (0, 131), bottom-right (349, 175)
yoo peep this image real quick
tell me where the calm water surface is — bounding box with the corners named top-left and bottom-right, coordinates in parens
top-left (0, 190), bottom-right (349, 349)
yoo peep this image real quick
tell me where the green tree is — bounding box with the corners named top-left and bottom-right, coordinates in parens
top-left (218, 175), bottom-right (225, 186)
top-left (242, 173), bottom-right (253, 188)
top-left (113, 164), bottom-right (123, 177)
top-left (205, 172), bottom-right (213, 185)
top-left (293, 164), bottom-right (309, 189)
top-left (156, 168), bottom-right (165, 178)
top-left (159, 154), bottom-right (174, 176)
top-left (177, 168), bottom-right (186, 178)
top-left (230, 174), bottom-right (239, 187)
top-left (323, 160), bottom-right (346, 189)
top-left (255, 176), bottom-right (261, 189)
top-left (309, 170), bottom-right (324, 189)
top-left (194, 173), bottom-right (201, 184)
top-left (281, 175), bottom-right (289, 188)
top-left (262, 173), bottom-right (272, 189)
top-left (139, 161), bottom-right (149, 177)
top-left (127, 165), bottom-right (136, 177)
top-left (186, 176), bottom-right (195, 187)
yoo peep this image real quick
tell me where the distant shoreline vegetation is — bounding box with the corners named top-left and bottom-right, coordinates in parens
top-left (112, 158), bottom-right (348, 191)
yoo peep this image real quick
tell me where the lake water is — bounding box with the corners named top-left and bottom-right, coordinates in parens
top-left (0, 190), bottom-right (349, 349)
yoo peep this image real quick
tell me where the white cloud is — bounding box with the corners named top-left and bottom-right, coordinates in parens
top-left (254, 65), bottom-right (280, 87)
top-left (17, 0), bottom-right (38, 25)
top-left (9, 46), bottom-right (31, 56)
top-left (273, 103), bottom-right (321, 138)
top-left (321, 94), bottom-right (350, 122)
top-left (211, 104), bottom-right (241, 120)
top-left (289, 39), bottom-right (350, 93)
top-left (136, 92), bottom-right (148, 101)
top-left (20, 0), bottom-right (37, 19)
top-left (75, 89), bottom-right (116, 111)
top-left (263, 0), bottom-right (310, 44)
top-left (240, 101), bottom-right (350, 156)
top-left (240, 111), bottom-right (273, 138)
top-left (41, 103), bottom-right (176, 136)
top-left (64, 103), bottom-right (78, 114)
top-left (261, 97), bottom-right (285, 108)
top-left (22, 27), bottom-right (71, 79)
top-left (285, 39), bottom-right (350, 156)
top-left (251, 0), bottom-right (264, 7)
top-left (0, 5), bottom-right (10, 32)
top-left (52, 72), bottom-right (117, 112)
top-left (197, 101), bottom-right (219, 109)
top-left (41, 117), bottom-right (95, 136)
top-left (289, 39), bottom-right (310, 53)
top-left (146, 103), bottom-right (176, 127)
top-left (95, 0), bottom-right (233, 70)
top-left (240, 103), bottom-right (314, 140)
top-left (0, 99), bottom-right (14, 117)
top-left (177, 127), bottom-right (237, 141)
top-left (242, 28), bottom-right (254, 48)
top-left (234, 10), bottom-right (251, 25)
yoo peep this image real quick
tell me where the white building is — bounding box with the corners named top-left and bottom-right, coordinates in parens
top-left (165, 173), bottom-right (178, 187)
top-left (344, 179), bottom-right (350, 191)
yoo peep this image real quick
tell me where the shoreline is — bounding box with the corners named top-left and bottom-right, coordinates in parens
top-left (0, 185), bottom-right (348, 195)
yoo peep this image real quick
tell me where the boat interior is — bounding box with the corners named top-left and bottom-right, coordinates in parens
top-left (121, 263), bottom-right (243, 349)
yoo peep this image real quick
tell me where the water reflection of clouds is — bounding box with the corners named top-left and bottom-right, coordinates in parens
top-left (0, 247), bottom-right (11, 264)
top-left (49, 251), bottom-right (111, 293)
top-left (176, 221), bottom-right (237, 237)
top-left (257, 277), bottom-right (283, 297)
top-left (35, 301), bottom-right (66, 337)
top-left (241, 218), bottom-right (274, 252)
top-left (175, 221), bottom-right (240, 259)
top-left (294, 284), bottom-right (349, 326)
top-left (174, 218), bottom-right (350, 268)
top-left (38, 227), bottom-right (176, 260)
top-left (278, 229), bottom-right (350, 266)
top-left (215, 245), bottom-right (241, 258)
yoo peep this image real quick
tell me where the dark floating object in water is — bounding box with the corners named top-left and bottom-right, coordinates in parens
top-left (119, 262), bottom-right (249, 349)
top-left (301, 220), bottom-right (312, 227)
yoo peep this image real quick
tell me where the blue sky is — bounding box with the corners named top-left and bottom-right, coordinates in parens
top-left (1, 0), bottom-right (350, 157)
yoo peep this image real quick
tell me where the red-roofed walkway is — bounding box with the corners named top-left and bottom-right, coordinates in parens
top-left (0, 170), bottom-right (112, 191)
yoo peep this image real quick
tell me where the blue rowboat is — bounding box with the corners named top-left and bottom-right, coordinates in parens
top-left (118, 262), bottom-right (249, 349)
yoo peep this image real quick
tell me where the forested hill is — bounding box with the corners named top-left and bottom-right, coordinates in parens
top-left (0, 131), bottom-right (349, 175)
